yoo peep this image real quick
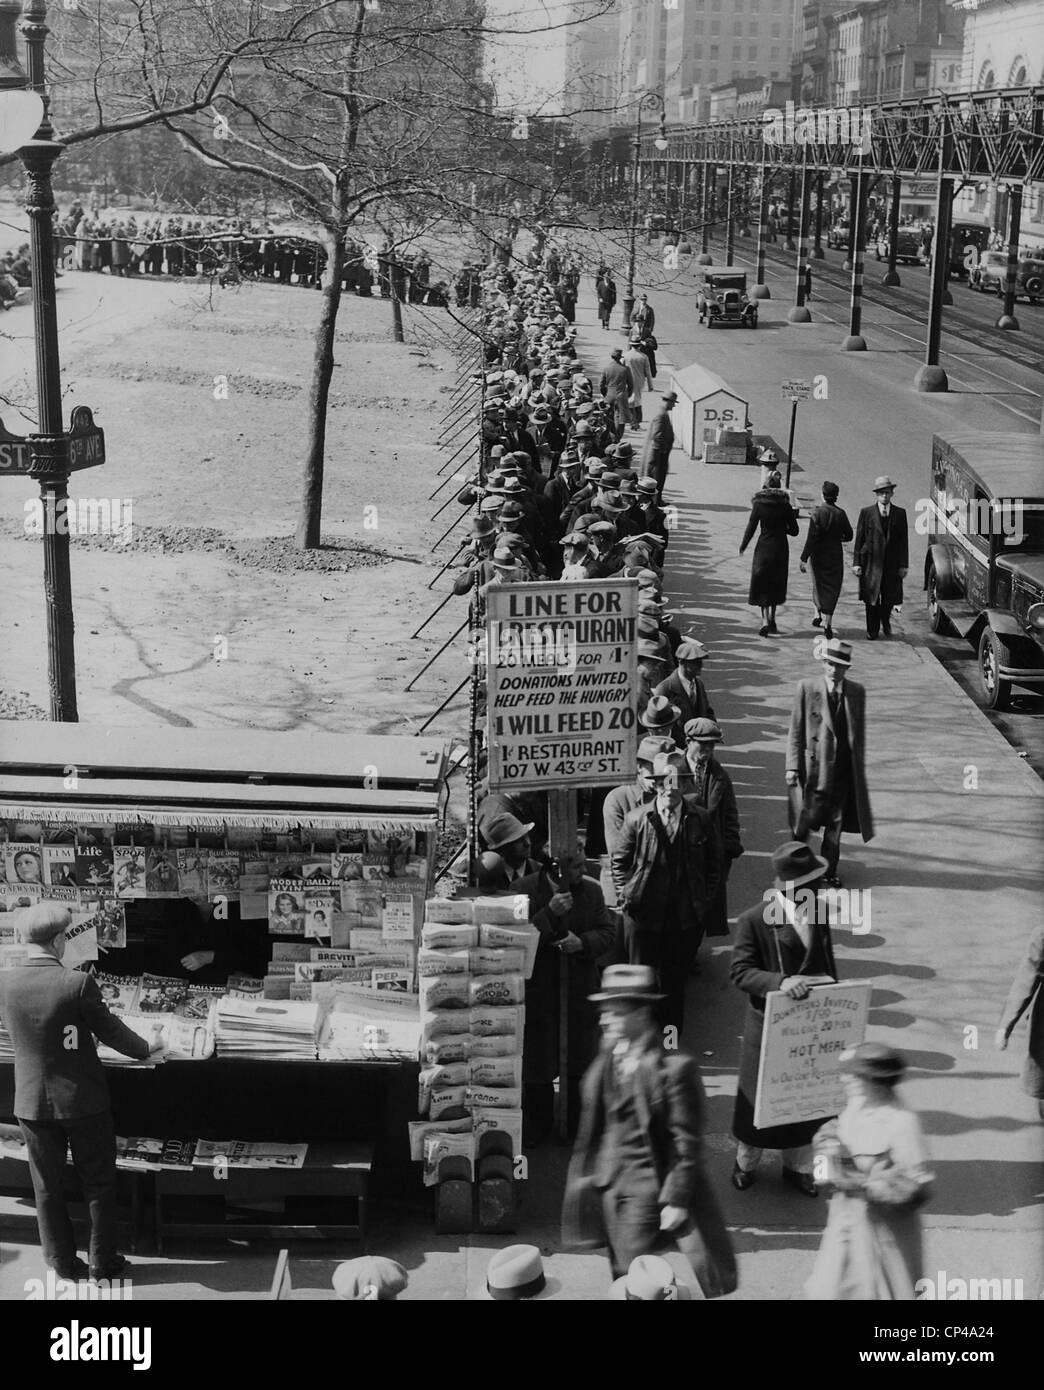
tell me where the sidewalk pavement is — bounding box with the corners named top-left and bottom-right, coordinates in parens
top-left (1, 275), bottom-right (1041, 1303)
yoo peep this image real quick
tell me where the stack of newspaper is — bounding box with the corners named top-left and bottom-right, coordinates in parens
top-left (214, 995), bottom-right (321, 1061)
top-left (315, 984), bottom-right (421, 1062)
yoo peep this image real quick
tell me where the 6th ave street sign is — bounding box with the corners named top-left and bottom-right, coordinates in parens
top-left (0, 407), bottom-right (105, 475)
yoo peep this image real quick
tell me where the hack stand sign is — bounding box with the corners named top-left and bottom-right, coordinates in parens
top-left (484, 579), bottom-right (640, 792)
top-left (0, 723), bottom-right (448, 1246)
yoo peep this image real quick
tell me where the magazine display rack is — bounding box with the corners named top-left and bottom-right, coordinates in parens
top-left (0, 724), bottom-right (447, 1244)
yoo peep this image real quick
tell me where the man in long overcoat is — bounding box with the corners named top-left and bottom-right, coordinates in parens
top-left (641, 392), bottom-right (677, 498)
top-left (852, 475), bottom-right (909, 639)
top-left (562, 965), bottom-right (737, 1293)
top-left (599, 348), bottom-right (632, 443)
top-left (785, 638), bottom-right (874, 887)
top-left (515, 849), bottom-right (615, 1145)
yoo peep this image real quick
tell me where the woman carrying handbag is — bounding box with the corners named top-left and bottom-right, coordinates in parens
top-left (804, 1043), bottom-right (933, 1300)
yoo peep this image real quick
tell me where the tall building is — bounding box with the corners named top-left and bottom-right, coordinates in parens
top-left (821, 0), bottom-right (964, 107)
top-left (663, 0), bottom-right (799, 122)
top-left (563, 0), bottom-right (626, 132)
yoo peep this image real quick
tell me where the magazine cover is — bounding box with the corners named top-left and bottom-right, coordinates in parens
top-left (331, 850), bottom-right (364, 881)
top-left (238, 857), bottom-right (271, 920)
top-left (174, 983), bottom-right (224, 1021)
top-left (82, 893), bottom-right (127, 951)
top-left (0, 883), bottom-right (41, 914)
top-left (144, 849), bottom-right (182, 897)
top-left (112, 847), bottom-right (147, 898)
top-left (2, 842), bottom-right (44, 887)
top-left (159, 1138), bottom-right (197, 1170)
top-left (267, 854), bottom-right (306, 881)
top-left (381, 892), bottom-right (417, 941)
top-left (138, 973), bottom-right (191, 1014)
top-left (206, 852), bottom-right (241, 902)
top-left (94, 973), bottom-right (141, 1014)
top-left (303, 889), bottom-right (334, 941)
top-left (176, 849), bottom-right (209, 901)
top-left (226, 973), bottom-right (264, 998)
top-left (340, 881), bottom-right (382, 929)
top-left (41, 845), bottom-right (77, 887)
top-left (301, 859), bottom-right (333, 884)
top-left (268, 879), bottom-right (305, 935)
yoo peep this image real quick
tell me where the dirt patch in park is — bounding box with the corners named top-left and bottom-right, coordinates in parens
top-left (0, 271), bottom-right (480, 739)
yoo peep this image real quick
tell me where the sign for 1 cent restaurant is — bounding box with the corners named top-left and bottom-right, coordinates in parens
top-left (484, 579), bottom-right (639, 792)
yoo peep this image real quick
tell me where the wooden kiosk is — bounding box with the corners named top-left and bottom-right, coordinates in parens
top-left (0, 723), bottom-right (448, 1247)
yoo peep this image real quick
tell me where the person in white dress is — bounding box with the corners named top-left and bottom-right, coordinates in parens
top-left (805, 1043), bottom-right (933, 1299)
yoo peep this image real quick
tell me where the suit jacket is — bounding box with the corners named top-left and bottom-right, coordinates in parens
top-left (730, 899), bottom-right (839, 1014)
top-left (641, 408), bottom-right (675, 468)
top-left (602, 781), bottom-right (653, 859)
top-left (563, 1037), bottom-right (738, 1297)
top-left (599, 360), bottom-right (632, 406)
top-left (0, 958), bottom-right (150, 1120)
top-left (623, 349), bottom-right (654, 401)
top-left (786, 677), bottom-right (874, 840)
top-left (853, 504), bottom-right (909, 607)
top-left (687, 756), bottom-right (743, 863)
top-left (611, 798), bottom-right (721, 920)
top-left (653, 669), bottom-right (716, 741)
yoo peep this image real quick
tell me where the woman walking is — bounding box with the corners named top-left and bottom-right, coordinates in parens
top-left (805, 1044), bottom-right (933, 1300)
top-left (739, 469), bottom-right (799, 636)
top-left (799, 480), bottom-right (853, 638)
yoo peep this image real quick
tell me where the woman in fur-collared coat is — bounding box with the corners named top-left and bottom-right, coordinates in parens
top-left (739, 470), bottom-right (800, 636)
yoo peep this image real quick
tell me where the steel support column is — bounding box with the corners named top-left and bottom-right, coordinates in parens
top-left (788, 153), bottom-right (812, 323)
top-left (697, 158), bottom-right (713, 264)
top-left (915, 152), bottom-right (954, 391)
top-left (725, 152), bottom-right (735, 263)
top-left (882, 174), bottom-right (902, 287)
top-left (784, 167), bottom-right (797, 250)
top-left (995, 184), bottom-right (1023, 331)
top-left (812, 169), bottom-right (825, 258)
top-left (752, 157), bottom-right (771, 298)
top-left (841, 168), bottom-right (869, 350)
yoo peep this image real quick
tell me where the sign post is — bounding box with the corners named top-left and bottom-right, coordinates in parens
top-left (753, 981), bottom-right (872, 1131)
top-left (485, 579), bottom-right (639, 1141)
top-left (780, 379), bottom-right (811, 488)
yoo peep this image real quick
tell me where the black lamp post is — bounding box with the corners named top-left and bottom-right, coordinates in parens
top-left (2, 1), bottom-right (78, 719)
top-left (622, 91), bottom-right (667, 332)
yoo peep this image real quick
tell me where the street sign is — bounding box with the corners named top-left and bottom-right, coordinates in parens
top-left (0, 419), bottom-right (32, 474)
top-left (66, 406), bottom-right (105, 472)
top-left (780, 379), bottom-right (811, 401)
top-left (484, 579), bottom-right (639, 792)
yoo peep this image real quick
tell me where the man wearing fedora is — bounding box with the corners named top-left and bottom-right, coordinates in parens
top-left (611, 752), bottom-right (721, 1030)
top-left (641, 392), bottom-right (677, 499)
top-left (0, 903), bottom-right (163, 1280)
top-left (514, 845), bottom-right (616, 1145)
top-left (602, 735), bottom-right (677, 861)
top-left (623, 337), bottom-right (655, 429)
top-left (730, 842), bottom-right (839, 1196)
top-left (563, 963), bottom-right (737, 1293)
top-left (600, 347), bottom-right (632, 443)
top-left (683, 718), bottom-right (744, 942)
top-left (786, 638), bottom-right (874, 888)
top-left (639, 693), bottom-right (683, 746)
top-left (476, 811), bottom-right (544, 889)
top-left (853, 476), bottom-right (909, 640)
top-left (653, 638), bottom-right (715, 743)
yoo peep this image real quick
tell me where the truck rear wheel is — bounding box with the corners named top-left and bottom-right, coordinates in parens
top-left (926, 565), bottom-right (952, 635)
top-left (978, 628), bottom-right (1012, 711)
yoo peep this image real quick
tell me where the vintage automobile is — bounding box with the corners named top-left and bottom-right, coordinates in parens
top-left (948, 219), bottom-right (992, 279)
top-left (826, 220), bottom-right (850, 250)
top-left (874, 227), bottom-right (922, 264)
top-left (696, 268), bottom-right (758, 328)
top-left (968, 249), bottom-right (1010, 294)
top-left (924, 432), bottom-right (1044, 709)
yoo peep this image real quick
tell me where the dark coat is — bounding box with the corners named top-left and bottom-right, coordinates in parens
top-left (684, 755), bottom-right (743, 937)
top-left (602, 781), bottom-right (653, 859)
top-left (653, 669), bottom-right (716, 742)
top-left (641, 408), bottom-right (675, 487)
top-left (786, 676), bottom-right (874, 840)
top-left (611, 797), bottom-right (721, 926)
top-left (730, 899), bottom-right (838, 1148)
top-left (800, 502), bottom-right (853, 615)
top-left (853, 503), bottom-right (909, 607)
top-left (514, 869), bottom-right (615, 1084)
top-left (740, 488), bottom-right (800, 607)
top-left (0, 958), bottom-right (150, 1120)
top-left (998, 925), bottom-right (1044, 1099)
top-left (597, 278), bottom-right (617, 310)
top-left (563, 1036), bottom-right (738, 1297)
top-left (600, 360), bottom-right (632, 409)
